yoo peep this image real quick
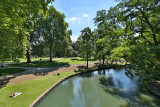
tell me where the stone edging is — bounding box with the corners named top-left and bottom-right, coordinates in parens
top-left (29, 73), bottom-right (81, 107)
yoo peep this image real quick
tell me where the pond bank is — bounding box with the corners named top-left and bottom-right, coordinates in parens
top-left (31, 64), bottom-right (126, 107)
top-left (34, 66), bottom-right (160, 107)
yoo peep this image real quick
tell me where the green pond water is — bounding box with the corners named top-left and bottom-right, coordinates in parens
top-left (36, 69), bottom-right (160, 107)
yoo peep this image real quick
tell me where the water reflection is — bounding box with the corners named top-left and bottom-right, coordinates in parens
top-left (37, 68), bottom-right (160, 107)
top-left (99, 69), bottom-right (139, 99)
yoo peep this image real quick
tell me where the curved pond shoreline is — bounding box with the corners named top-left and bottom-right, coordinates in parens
top-left (30, 69), bottom-right (97, 107)
top-left (30, 73), bottom-right (79, 107)
top-left (30, 64), bottom-right (121, 107)
top-left (30, 65), bottom-right (160, 107)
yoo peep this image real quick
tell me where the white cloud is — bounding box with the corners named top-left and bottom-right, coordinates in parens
top-left (68, 17), bottom-right (81, 24)
top-left (82, 14), bottom-right (90, 21)
top-left (68, 17), bottom-right (79, 21)
top-left (71, 35), bottom-right (79, 42)
top-left (83, 14), bottom-right (88, 18)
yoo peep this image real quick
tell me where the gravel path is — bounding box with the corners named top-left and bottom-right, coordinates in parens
top-left (0, 61), bottom-right (99, 87)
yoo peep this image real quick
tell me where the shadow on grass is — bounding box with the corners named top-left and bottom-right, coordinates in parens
top-left (71, 58), bottom-right (79, 60)
top-left (0, 76), bottom-right (14, 88)
top-left (79, 58), bottom-right (97, 62)
top-left (0, 68), bottom-right (24, 88)
top-left (0, 68), bottom-right (25, 76)
top-left (0, 61), bottom-right (70, 88)
top-left (9, 61), bottom-right (70, 68)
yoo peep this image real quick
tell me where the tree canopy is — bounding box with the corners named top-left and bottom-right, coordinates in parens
top-left (77, 0), bottom-right (160, 82)
top-left (0, 0), bottom-right (54, 60)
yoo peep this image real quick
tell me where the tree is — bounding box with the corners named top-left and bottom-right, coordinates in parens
top-left (79, 27), bottom-right (92, 68)
top-left (115, 0), bottom-right (160, 81)
top-left (93, 0), bottom-right (160, 82)
top-left (31, 15), bottom-right (46, 58)
top-left (42, 6), bottom-right (68, 61)
top-left (67, 29), bottom-right (72, 44)
top-left (0, 0), bottom-right (55, 61)
top-left (94, 8), bottom-right (122, 64)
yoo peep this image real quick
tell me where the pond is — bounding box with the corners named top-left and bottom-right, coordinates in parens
top-left (36, 68), bottom-right (160, 107)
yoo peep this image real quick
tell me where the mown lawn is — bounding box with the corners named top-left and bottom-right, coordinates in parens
top-left (0, 68), bottom-right (25, 76)
top-left (0, 57), bottom-right (51, 63)
top-left (0, 71), bottom-right (76, 107)
top-left (9, 57), bottom-right (97, 68)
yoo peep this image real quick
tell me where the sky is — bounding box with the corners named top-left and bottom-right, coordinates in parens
top-left (51, 0), bottom-right (118, 42)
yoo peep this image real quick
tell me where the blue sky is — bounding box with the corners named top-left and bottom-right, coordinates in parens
top-left (51, 0), bottom-right (118, 42)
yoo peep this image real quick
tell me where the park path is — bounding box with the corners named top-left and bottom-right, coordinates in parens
top-left (0, 61), bottom-right (99, 87)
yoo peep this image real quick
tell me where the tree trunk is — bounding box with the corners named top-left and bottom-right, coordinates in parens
top-left (87, 52), bottom-right (88, 68)
top-left (26, 49), bottom-right (31, 63)
top-left (49, 45), bottom-right (52, 62)
top-left (102, 55), bottom-right (105, 65)
top-left (157, 52), bottom-right (160, 61)
top-left (125, 59), bottom-right (127, 65)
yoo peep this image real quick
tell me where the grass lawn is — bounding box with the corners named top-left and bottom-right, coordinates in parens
top-left (0, 68), bottom-right (25, 76)
top-left (9, 57), bottom-right (97, 68)
top-left (0, 57), bottom-right (51, 63)
top-left (18, 57), bottom-right (51, 62)
top-left (0, 71), bottom-right (76, 107)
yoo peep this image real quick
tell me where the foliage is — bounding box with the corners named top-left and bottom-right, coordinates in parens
top-left (0, 0), bottom-right (54, 61)
top-left (78, 27), bottom-right (93, 68)
top-left (41, 6), bottom-right (69, 61)
top-left (92, 0), bottom-right (160, 82)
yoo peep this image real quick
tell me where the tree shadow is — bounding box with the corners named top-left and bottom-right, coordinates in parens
top-left (79, 58), bottom-right (97, 61)
top-left (9, 61), bottom-right (70, 68)
top-left (0, 62), bottom-right (71, 88)
top-left (0, 76), bottom-right (14, 88)
top-left (71, 58), bottom-right (79, 60)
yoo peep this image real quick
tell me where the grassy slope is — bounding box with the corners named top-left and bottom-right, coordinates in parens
top-left (9, 57), bottom-right (97, 68)
top-left (0, 68), bottom-right (25, 76)
top-left (0, 71), bottom-right (76, 107)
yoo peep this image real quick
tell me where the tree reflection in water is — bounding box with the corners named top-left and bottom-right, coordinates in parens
top-left (37, 68), bottom-right (160, 107)
top-left (98, 69), bottom-right (160, 106)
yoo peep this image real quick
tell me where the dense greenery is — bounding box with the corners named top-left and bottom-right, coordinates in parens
top-left (1, 0), bottom-right (159, 83)
top-left (0, 0), bottom-right (55, 61)
top-left (76, 0), bottom-right (160, 82)
top-left (0, 1), bottom-right (72, 63)
top-left (87, 0), bottom-right (160, 82)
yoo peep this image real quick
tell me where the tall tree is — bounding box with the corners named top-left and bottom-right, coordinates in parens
top-left (96, 0), bottom-right (160, 82)
top-left (42, 6), bottom-right (68, 61)
top-left (94, 8), bottom-right (122, 64)
top-left (79, 27), bottom-right (92, 68)
top-left (0, 0), bottom-right (54, 61)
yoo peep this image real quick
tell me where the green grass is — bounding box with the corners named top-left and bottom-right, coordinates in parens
top-left (19, 57), bottom-right (51, 62)
top-left (0, 57), bottom-right (51, 63)
top-left (9, 57), bottom-right (97, 68)
top-left (9, 61), bottom-right (69, 68)
top-left (0, 63), bottom-right (124, 107)
top-left (0, 68), bottom-right (25, 76)
top-left (0, 71), bottom-right (76, 107)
